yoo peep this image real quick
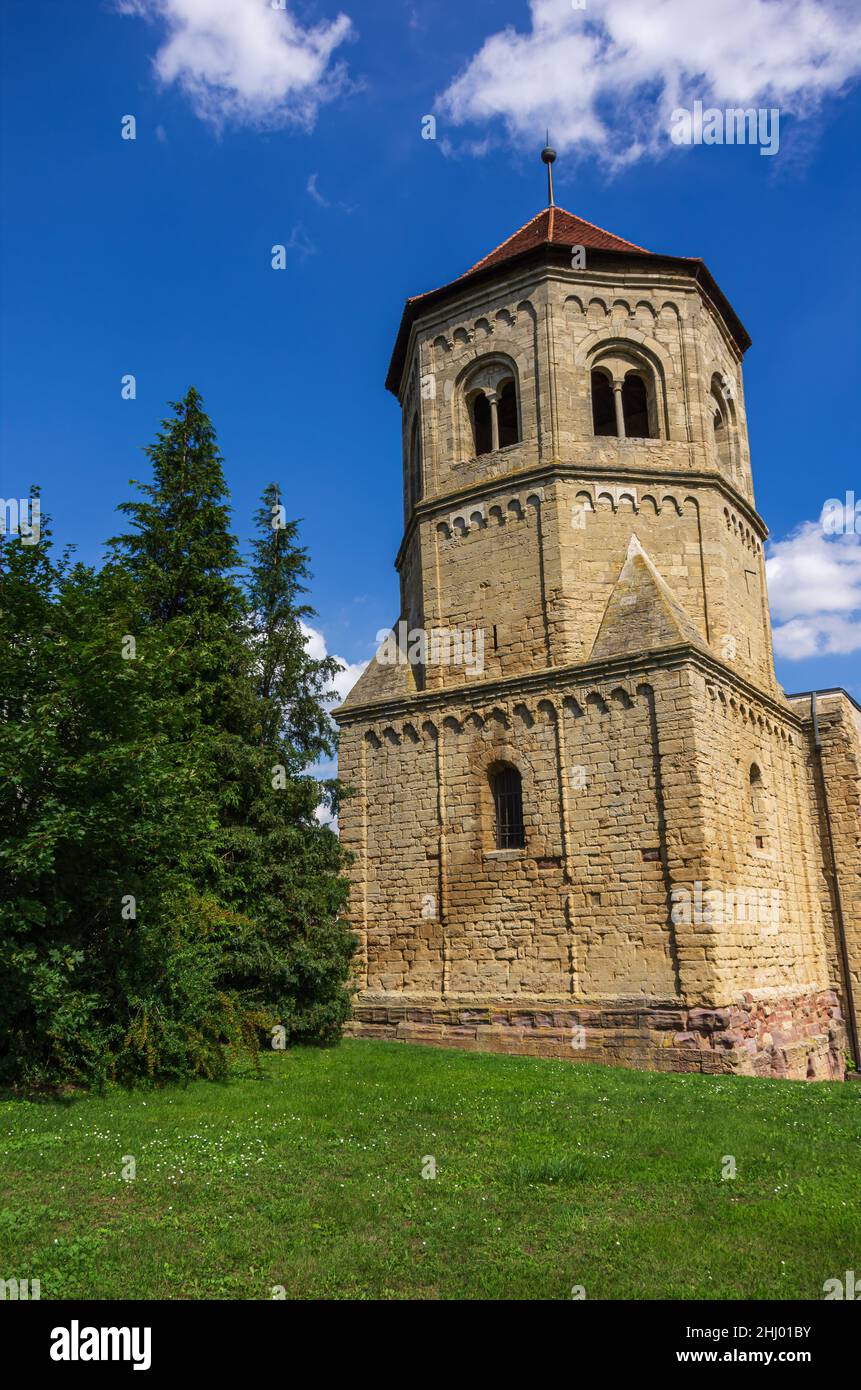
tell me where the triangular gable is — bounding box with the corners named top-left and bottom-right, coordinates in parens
top-left (590, 535), bottom-right (709, 661)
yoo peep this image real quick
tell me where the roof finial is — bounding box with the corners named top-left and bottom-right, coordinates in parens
top-left (540, 133), bottom-right (557, 208)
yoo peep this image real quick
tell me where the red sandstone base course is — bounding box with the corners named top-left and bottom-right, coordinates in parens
top-left (347, 989), bottom-right (846, 1081)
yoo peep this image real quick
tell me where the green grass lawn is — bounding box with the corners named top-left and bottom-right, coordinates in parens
top-left (1, 1039), bottom-right (859, 1300)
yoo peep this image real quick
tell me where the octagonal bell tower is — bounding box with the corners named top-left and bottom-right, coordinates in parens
top-left (335, 158), bottom-right (850, 1083)
top-left (385, 154), bottom-right (775, 700)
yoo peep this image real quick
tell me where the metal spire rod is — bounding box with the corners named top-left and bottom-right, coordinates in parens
top-left (541, 132), bottom-right (557, 207)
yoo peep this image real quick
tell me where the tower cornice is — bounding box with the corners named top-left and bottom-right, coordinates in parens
top-left (393, 459), bottom-right (768, 573)
top-left (333, 642), bottom-right (797, 729)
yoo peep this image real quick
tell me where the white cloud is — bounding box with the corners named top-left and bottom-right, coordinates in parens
top-left (117, 0), bottom-right (354, 130)
top-left (766, 517), bottom-right (861, 659)
top-left (300, 622), bottom-right (366, 829)
top-left (301, 620), bottom-right (366, 704)
top-left (437, 0), bottom-right (861, 167)
top-left (307, 172), bottom-right (329, 205)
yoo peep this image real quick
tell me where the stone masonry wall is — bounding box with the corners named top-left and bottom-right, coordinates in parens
top-left (787, 692), bottom-right (861, 1061)
top-left (398, 263), bottom-right (775, 695)
top-left (342, 675), bottom-right (682, 1003)
top-left (347, 993), bottom-right (843, 1081)
top-left (337, 653), bottom-right (845, 1082)
top-left (673, 669), bottom-right (833, 1005)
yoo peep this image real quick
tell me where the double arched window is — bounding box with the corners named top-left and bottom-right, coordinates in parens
top-left (591, 368), bottom-right (616, 435)
top-left (496, 380), bottom-right (519, 448)
top-left (710, 373), bottom-right (737, 473)
top-left (470, 392), bottom-right (493, 456)
top-left (621, 373), bottom-right (651, 437)
top-left (462, 360), bottom-right (521, 458)
top-left (591, 363), bottom-right (657, 439)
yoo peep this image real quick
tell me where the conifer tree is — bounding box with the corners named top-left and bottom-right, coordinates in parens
top-left (109, 393), bottom-right (354, 1046)
top-left (1, 391), bottom-right (355, 1087)
top-left (111, 386), bottom-right (242, 626)
top-left (222, 483), bottom-right (354, 1041)
top-left (247, 482), bottom-right (342, 766)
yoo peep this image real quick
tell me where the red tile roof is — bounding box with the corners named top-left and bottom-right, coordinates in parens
top-left (386, 204), bottom-right (750, 393)
top-left (458, 205), bottom-right (651, 279)
top-left (406, 206), bottom-right (652, 312)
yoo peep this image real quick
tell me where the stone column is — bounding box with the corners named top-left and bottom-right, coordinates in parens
top-left (613, 379), bottom-right (626, 439)
top-left (487, 390), bottom-right (500, 452)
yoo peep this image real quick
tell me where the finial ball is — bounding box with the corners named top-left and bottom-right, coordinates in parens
top-left (541, 145), bottom-right (557, 165)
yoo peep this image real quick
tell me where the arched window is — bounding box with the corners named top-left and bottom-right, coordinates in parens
top-left (589, 349), bottom-right (662, 440)
top-left (461, 359), bottom-right (521, 458)
top-left (491, 764), bottom-right (525, 849)
top-left (408, 415), bottom-right (422, 507)
top-left (469, 392), bottom-right (493, 456)
top-left (711, 376), bottom-right (735, 472)
top-left (591, 369), bottom-right (616, 436)
top-left (713, 404), bottom-right (726, 449)
top-left (622, 372), bottom-right (650, 438)
top-left (497, 379), bottom-right (520, 448)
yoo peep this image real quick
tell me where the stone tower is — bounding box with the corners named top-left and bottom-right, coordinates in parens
top-left (335, 187), bottom-right (861, 1081)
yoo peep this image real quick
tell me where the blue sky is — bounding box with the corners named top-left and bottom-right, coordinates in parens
top-left (2, 0), bottom-right (860, 702)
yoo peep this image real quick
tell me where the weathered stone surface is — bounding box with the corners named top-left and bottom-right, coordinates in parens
top-left (335, 204), bottom-right (859, 1085)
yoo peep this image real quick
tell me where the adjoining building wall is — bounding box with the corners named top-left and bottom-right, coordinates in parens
top-left (787, 691), bottom-right (861, 1065)
top-left (684, 672), bottom-right (832, 1003)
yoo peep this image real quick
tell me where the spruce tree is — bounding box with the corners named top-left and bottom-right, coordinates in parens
top-left (111, 386), bottom-right (242, 626)
top-left (225, 483), bottom-right (354, 1041)
top-left (110, 394), bottom-right (354, 1046)
top-left (248, 482), bottom-right (342, 765)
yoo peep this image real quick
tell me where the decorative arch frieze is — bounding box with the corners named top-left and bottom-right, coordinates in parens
top-left (569, 483), bottom-right (694, 518)
top-left (705, 680), bottom-right (794, 744)
top-left (440, 486), bottom-right (545, 542)
top-left (358, 681), bottom-right (652, 764)
top-left (722, 505), bottom-right (762, 554)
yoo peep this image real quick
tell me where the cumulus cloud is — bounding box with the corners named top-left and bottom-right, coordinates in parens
top-left (301, 620), bottom-right (366, 705)
top-left (437, 0), bottom-right (861, 167)
top-left (300, 622), bottom-right (366, 828)
top-left (117, 0), bottom-right (354, 130)
top-left (766, 516), bottom-right (861, 659)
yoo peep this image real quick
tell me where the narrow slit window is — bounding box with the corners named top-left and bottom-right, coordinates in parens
top-left (409, 415), bottom-right (422, 507)
top-left (492, 765), bottom-right (525, 849)
top-left (750, 764), bottom-right (767, 851)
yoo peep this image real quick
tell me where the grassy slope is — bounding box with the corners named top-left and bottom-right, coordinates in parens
top-left (1, 1039), bottom-right (859, 1300)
